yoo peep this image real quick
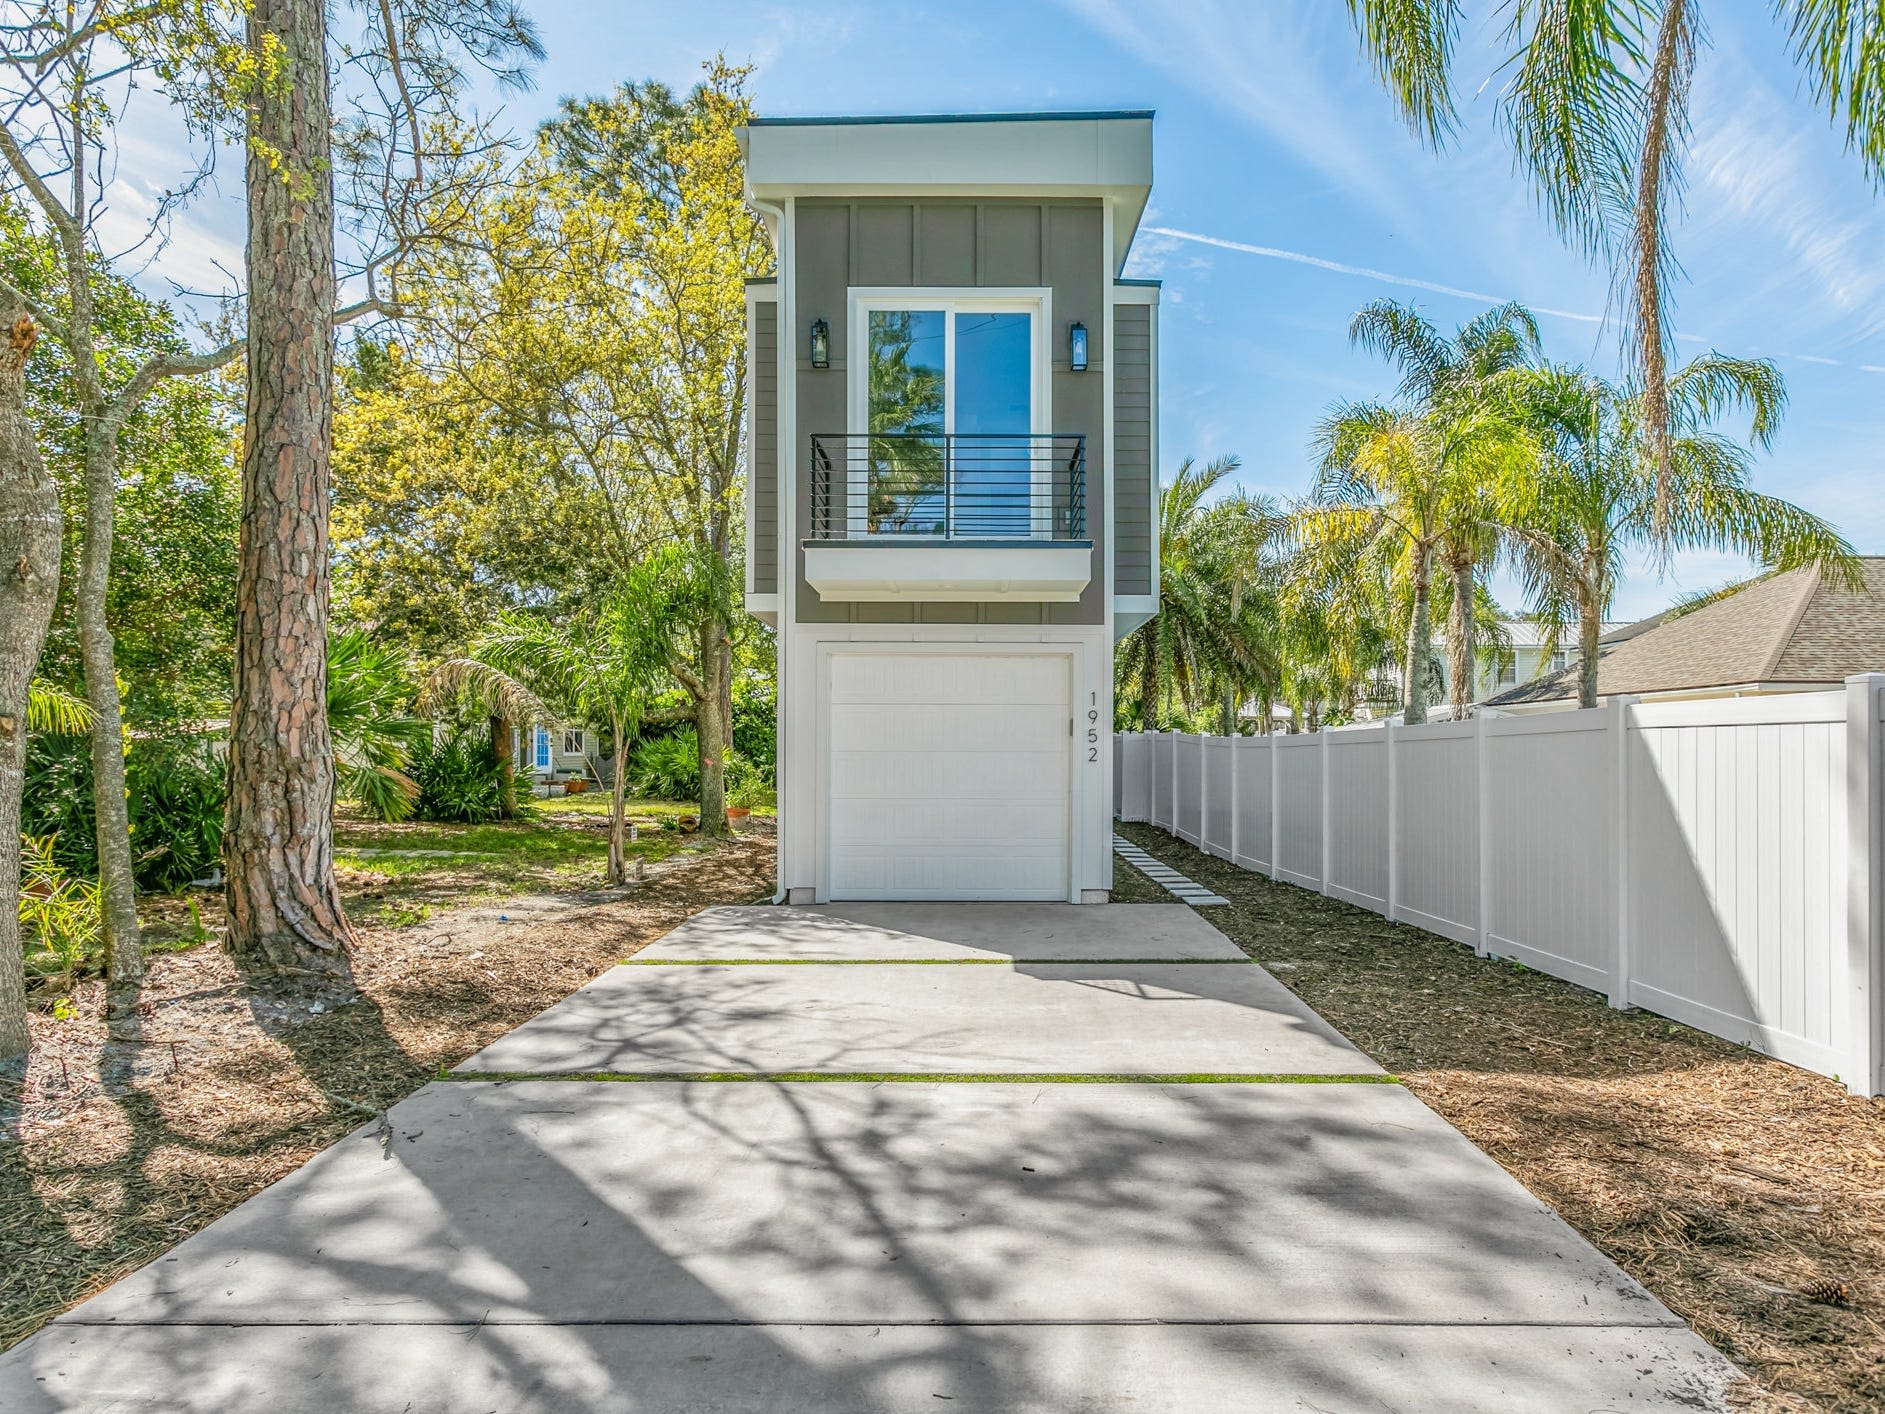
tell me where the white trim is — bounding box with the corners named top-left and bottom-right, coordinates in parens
top-left (845, 287), bottom-right (1052, 540)
top-left (803, 541), bottom-right (1091, 601)
top-left (741, 283), bottom-right (774, 601)
top-left (774, 197), bottom-right (796, 902)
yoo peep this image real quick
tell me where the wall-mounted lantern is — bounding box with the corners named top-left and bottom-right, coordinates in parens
top-left (1069, 321), bottom-right (1089, 373)
top-left (809, 318), bottom-right (830, 369)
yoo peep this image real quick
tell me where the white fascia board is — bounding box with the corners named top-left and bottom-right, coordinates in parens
top-left (743, 593), bottom-right (779, 627)
top-left (740, 116), bottom-right (1153, 273)
top-left (803, 542), bottom-right (1093, 603)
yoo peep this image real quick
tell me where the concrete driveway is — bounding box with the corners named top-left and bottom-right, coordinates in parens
top-left (0, 903), bottom-right (1738, 1411)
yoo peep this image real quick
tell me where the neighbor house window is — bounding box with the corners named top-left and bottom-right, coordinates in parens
top-left (562, 729), bottom-right (585, 756)
top-left (1551, 651), bottom-right (1571, 674)
top-left (849, 292), bottom-right (1047, 538)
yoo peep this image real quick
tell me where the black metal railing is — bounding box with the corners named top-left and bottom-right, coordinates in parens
top-left (808, 433), bottom-right (1086, 541)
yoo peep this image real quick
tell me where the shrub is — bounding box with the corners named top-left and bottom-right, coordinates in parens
top-left (731, 674), bottom-right (775, 778)
top-left (21, 732), bottom-right (225, 892)
top-left (128, 738), bottom-right (226, 891)
top-left (727, 753), bottom-right (774, 811)
top-left (410, 730), bottom-right (503, 823)
top-left (21, 733), bottom-right (96, 879)
top-left (19, 835), bottom-right (103, 985)
top-left (632, 726), bottom-right (699, 801)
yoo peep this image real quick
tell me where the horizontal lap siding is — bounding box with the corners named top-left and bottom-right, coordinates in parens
top-left (1113, 305), bottom-right (1153, 597)
top-left (752, 301), bottom-right (778, 594)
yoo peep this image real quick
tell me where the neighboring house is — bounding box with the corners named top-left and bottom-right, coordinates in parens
top-left (1467, 619), bottom-right (1623, 702)
top-left (1485, 559), bottom-right (1885, 713)
top-left (738, 110), bottom-right (1159, 902)
top-left (522, 720), bottom-right (597, 783)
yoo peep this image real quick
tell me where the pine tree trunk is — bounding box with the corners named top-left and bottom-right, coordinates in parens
top-left (75, 416), bottom-right (146, 1033)
top-left (696, 613), bottom-right (731, 838)
top-left (1404, 549), bottom-right (1433, 726)
top-left (224, 0), bottom-right (353, 978)
top-left (1446, 554), bottom-right (1475, 721)
top-left (0, 310), bottom-right (60, 1068)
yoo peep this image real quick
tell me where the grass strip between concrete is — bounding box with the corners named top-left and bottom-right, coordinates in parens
top-left (441, 1070), bottom-right (1402, 1085)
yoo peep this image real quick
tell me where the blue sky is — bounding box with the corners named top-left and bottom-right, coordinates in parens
top-left (127, 0), bottom-right (1884, 621)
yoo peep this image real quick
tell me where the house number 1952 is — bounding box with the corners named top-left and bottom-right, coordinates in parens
top-left (1086, 692), bottom-right (1100, 762)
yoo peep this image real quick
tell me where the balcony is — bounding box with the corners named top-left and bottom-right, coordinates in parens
top-left (804, 433), bottom-right (1092, 603)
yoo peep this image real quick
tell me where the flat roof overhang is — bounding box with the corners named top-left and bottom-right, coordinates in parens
top-left (803, 540), bottom-right (1094, 603)
top-left (738, 112), bottom-right (1154, 276)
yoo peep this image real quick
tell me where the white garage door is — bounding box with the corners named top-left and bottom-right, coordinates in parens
top-left (827, 653), bottom-right (1070, 900)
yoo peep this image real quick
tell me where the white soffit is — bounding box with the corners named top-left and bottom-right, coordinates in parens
top-left (738, 113), bottom-right (1153, 273)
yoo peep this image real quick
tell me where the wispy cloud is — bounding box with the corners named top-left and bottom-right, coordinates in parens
top-left (1056, 0), bottom-right (1409, 216)
top-left (1143, 225), bottom-right (1610, 328)
top-left (1688, 55), bottom-right (1885, 346)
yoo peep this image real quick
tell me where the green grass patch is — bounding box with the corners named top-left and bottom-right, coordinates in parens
top-left (443, 1070), bottom-right (1399, 1084)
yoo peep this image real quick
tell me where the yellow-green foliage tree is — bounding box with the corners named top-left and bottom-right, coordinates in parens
top-left (386, 58), bottom-right (771, 835)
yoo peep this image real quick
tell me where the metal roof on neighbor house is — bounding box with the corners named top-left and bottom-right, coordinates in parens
top-left (1485, 558), bottom-right (1885, 706)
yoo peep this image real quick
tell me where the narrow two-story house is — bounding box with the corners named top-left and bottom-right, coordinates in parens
top-left (739, 110), bottom-right (1158, 904)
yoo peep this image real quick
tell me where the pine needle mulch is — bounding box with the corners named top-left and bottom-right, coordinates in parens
top-left (1116, 821), bottom-right (1885, 1414)
top-left (0, 828), bottom-right (775, 1353)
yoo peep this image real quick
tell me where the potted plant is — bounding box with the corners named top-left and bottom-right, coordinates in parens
top-left (564, 776), bottom-right (589, 794)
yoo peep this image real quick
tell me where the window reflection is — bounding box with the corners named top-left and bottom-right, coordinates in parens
top-left (863, 305), bottom-right (1035, 537)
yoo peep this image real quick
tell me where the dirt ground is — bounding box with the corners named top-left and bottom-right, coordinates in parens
top-left (0, 826), bottom-right (775, 1351)
top-left (1116, 821), bottom-right (1885, 1414)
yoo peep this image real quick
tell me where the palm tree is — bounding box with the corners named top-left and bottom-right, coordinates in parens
top-left (1304, 404), bottom-right (1503, 724)
top-left (422, 590), bottom-right (665, 885)
top-left (1496, 355), bottom-right (1858, 708)
top-left (1346, 1), bottom-right (1885, 498)
top-left (1117, 456), bottom-right (1282, 730)
top-left (327, 630), bottom-right (430, 823)
top-left (26, 681), bottom-right (91, 734)
top-left (1346, 300), bottom-right (1540, 718)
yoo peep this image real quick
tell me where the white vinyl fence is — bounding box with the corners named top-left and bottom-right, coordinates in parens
top-left (1114, 676), bottom-right (1885, 1098)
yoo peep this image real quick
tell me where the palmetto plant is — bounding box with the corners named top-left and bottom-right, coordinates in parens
top-left (327, 630), bottom-right (430, 823)
top-left (1346, 0), bottom-right (1885, 501)
top-left (1496, 355), bottom-right (1857, 707)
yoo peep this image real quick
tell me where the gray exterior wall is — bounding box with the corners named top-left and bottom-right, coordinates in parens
top-left (791, 197), bottom-right (1107, 626)
top-left (1113, 302), bottom-right (1153, 598)
top-left (750, 298), bottom-right (779, 595)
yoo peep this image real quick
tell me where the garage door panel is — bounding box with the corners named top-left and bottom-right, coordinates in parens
top-left (827, 652), bottom-right (1070, 901)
